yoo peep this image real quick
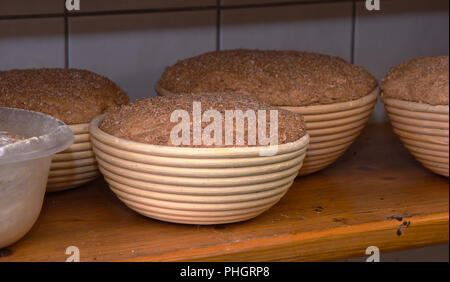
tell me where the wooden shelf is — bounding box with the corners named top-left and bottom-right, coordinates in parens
top-left (1, 123), bottom-right (448, 262)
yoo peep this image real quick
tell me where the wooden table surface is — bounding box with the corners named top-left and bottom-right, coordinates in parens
top-left (1, 123), bottom-right (448, 262)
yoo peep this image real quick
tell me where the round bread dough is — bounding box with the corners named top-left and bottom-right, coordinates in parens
top-left (100, 93), bottom-right (307, 147)
top-left (0, 68), bottom-right (130, 124)
top-left (382, 56), bottom-right (449, 105)
top-left (158, 49), bottom-right (377, 106)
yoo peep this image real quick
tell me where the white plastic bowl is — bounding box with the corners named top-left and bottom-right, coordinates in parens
top-left (0, 107), bottom-right (73, 248)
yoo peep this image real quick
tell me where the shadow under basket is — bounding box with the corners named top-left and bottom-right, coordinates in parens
top-left (89, 115), bottom-right (310, 225)
top-left (47, 123), bottom-right (100, 192)
top-left (155, 84), bottom-right (379, 176)
top-left (383, 97), bottom-right (449, 177)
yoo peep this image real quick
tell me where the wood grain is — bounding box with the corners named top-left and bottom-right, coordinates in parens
top-left (0, 123), bottom-right (448, 262)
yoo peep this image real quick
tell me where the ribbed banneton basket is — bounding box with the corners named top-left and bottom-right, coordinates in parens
top-left (89, 115), bottom-right (309, 225)
top-left (47, 123), bottom-right (99, 192)
top-left (277, 88), bottom-right (379, 175)
top-left (155, 84), bottom-right (379, 176)
top-left (383, 97), bottom-right (449, 177)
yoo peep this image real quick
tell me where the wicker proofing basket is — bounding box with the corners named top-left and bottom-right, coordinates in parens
top-left (46, 123), bottom-right (100, 192)
top-left (156, 84), bottom-right (379, 176)
top-left (383, 97), bottom-right (449, 177)
top-left (281, 88), bottom-right (379, 175)
top-left (90, 115), bottom-right (310, 225)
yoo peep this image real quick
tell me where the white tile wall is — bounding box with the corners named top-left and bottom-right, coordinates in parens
top-left (221, 2), bottom-right (353, 61)
top-left (0, 0), bottom-right (62, 16)
top-left (0, 18), bottom-right (65, 70)
top-left (355, 0), bottom-right (449, 80)
top-left (355, 0), bottom-right (449, 122)
top-left (0, 0), bottom-right (448, 122)
top-left (68, 11), bottom-right (217, 101)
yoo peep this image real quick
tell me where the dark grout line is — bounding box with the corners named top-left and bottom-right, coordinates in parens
top-left (350, 0), bottom-right (356, 64)
top-left (0, 0), bottom-right (354, 20)
top-left (64, 9), bottom-right (69, 69)
top-left (216, 0), bottom-right (222, 51)
top-left (66, 5), bottom-right (219, 17)
top-left (0, 6), bottom-right (217, 20)
top-left (0, 13), bottom-right (63, 20)
top-left (221, 0), bottom-right (354, 10)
